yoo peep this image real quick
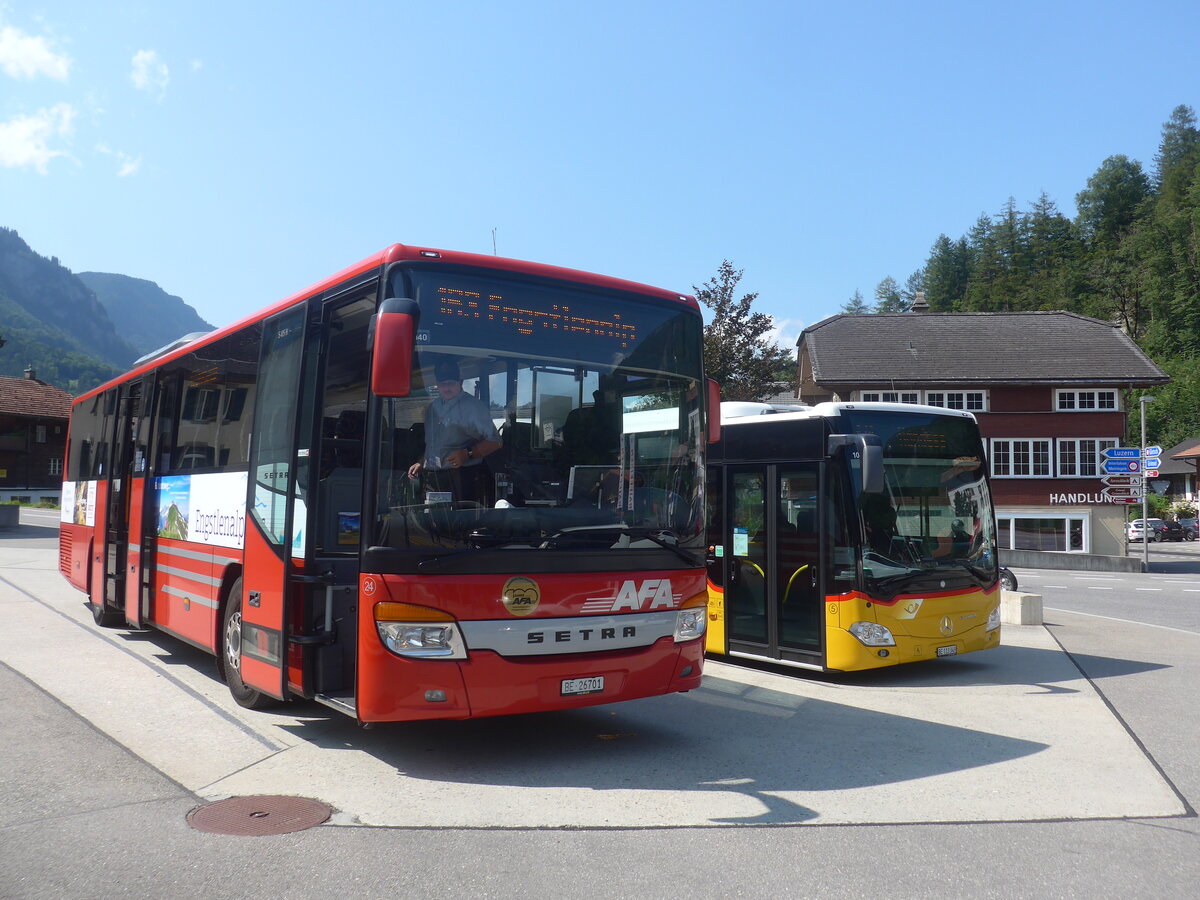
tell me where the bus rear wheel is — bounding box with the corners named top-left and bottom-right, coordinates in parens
top-left (221, 578), bottom-right (278, 709)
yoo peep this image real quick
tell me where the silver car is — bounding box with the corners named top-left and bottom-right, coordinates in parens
top-left (1126, 518), bottom-right (1166, 542)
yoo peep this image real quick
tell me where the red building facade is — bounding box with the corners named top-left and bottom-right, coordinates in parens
top-left (0, 368), bottom-right (73, 504)
top-left (796, 311), bottom-right (1168, 557)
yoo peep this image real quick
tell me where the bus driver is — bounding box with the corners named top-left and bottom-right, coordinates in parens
top-left (407, 359), bottom-right (502, 503)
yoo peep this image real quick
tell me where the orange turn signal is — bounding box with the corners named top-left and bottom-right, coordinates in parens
top-left (374, 601), bottom-right (455, 622)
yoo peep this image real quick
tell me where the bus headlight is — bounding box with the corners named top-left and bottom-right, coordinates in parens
top-left (849, 621), bottom-right (895, 646)
top-left (986, 605), bottom-right (1001, 631)
top-left (674, 593), bottom-right (709, 642)
top-left (375, 601), bottom-right (467, 660)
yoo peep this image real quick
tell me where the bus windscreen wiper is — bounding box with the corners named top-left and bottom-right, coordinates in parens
top-left (542, 525), bottom-right (701, 565)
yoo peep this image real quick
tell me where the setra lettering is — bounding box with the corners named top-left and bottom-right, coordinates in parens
top-left (526, 625), bottom-right (636, 644)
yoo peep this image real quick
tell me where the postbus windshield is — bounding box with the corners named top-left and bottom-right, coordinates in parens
top-left (369, 268), bottom-right (705, 565)
top-left (840, 409), bottom-right (997, 597)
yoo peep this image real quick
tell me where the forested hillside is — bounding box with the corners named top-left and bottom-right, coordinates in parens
top-left (855, 104), bottom-right (1200, 448)
top-left (0, 228), bottom-right (212, 394)
top-left (78, 272), bottom-right (213, 358)
top-left (0, 228), bottom-right (130, 390)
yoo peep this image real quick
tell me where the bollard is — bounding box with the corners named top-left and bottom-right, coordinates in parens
top-left (1001, 590), bottom-right (1043, 626)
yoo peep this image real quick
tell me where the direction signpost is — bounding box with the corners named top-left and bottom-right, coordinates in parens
top-left (1101, 475), bottom-right (1143, 486)
top-left (1143, 445), bottom-right (1161, 480)
top-left (1103, 486), bottom-right (1141, 498)
top-left (1101, 459), bottom-right (1142, 475)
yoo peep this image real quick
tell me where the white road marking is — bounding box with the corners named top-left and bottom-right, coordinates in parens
top-left (1045, 607), bottom-right (1200, 636)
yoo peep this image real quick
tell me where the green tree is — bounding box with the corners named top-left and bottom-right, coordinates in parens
top-left (873, 276), bottom-right (906, 312)
top-left (921, 234), bottom-right (971, 310)
top-left (1153, 104), bottom-right (1200, 198)
top-left (901, 270), bottom-right (926, 307)
top-left (1075, 155), bottom-right (1151, 245)
top-left (696, 260), bottom-right (793, 401)
top-left (841, 289), bottom-right (869, 314)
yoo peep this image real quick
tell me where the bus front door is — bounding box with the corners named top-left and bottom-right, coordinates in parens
top-left (726, 463), bottom-right (822, 663)
top-left (239, 306), bottom-right (309, 701)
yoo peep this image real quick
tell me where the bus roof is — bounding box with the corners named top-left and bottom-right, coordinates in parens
top-left (721, 400), bottom-right (978, 426)
top-left (73, 243), bottom-right (698, 405)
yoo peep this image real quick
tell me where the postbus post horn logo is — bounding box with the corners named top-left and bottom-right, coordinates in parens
top-left (501, 576), bottom-right (540, 617)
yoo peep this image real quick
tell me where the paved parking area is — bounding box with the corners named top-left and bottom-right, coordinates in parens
top-left (0, 540), bottom-right (1184, 829)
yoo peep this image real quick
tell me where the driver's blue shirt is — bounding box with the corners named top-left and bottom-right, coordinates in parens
top-left (422, 392), bottom-right (499, 470)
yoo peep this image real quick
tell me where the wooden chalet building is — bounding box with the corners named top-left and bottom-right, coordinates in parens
top-left (796, 308), bottom-right (1169, 557)
top-left (0, 367), bottom-right (73, 505)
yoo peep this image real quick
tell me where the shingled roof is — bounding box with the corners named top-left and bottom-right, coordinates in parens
top-left (0, 375), bottom-right (74, 419)
top-left (801, 311), bottom-right (1169, 386)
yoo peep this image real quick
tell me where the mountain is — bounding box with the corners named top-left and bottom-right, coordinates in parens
top-left (0, 227), bottom-right (136, 390)
top-left (77, 272), bottom-right (214, 358)
top-left (0, 227), bottom-right (215, 394)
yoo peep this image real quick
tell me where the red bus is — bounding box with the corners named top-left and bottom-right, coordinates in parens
top-left (59, 244), bottom-right (714, 722)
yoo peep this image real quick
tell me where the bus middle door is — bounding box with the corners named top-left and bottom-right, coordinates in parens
top-left (726, 462), bottom-right (822, 663)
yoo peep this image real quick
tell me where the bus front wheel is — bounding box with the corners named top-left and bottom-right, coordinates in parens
top-left (221, 578), bottom-right (278, 710)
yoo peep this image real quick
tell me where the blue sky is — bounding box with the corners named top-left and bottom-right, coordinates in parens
top-left (3, 0), bottom-right (1199, 351)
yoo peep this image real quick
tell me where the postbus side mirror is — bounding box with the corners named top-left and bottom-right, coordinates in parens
top-left (370, 298), bottom-right (420, 397)
top-left (828, 433), bottom-right (884, 493)
top-left (707, 379), bottom-right (721, 443)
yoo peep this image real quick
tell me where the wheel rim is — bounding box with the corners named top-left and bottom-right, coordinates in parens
top-left (225, 611), bottom-right (243, 675)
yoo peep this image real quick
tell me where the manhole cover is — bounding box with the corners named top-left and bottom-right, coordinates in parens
top-left (187, 795), bottom-right (332, 836)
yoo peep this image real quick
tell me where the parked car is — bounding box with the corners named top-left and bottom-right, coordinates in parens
top-left (1126, 518), bottom-right (1167, 542)
top-left (1161, 520), bottom-right (1185, 541)
top-left (1179, 518), bottom-right (1198, 541)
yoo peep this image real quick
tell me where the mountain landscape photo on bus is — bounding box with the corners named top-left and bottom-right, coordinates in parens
top-left (157, 476), bottom-right (190, 541)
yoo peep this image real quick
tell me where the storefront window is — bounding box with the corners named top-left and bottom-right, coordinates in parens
top-left (998, 516), bottom-right (1086, 552)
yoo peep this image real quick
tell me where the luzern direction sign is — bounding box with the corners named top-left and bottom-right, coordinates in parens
top-left (1102, 447), bottom-right (1141, 459)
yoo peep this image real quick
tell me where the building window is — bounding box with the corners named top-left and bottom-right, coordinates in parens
top-left (859, 391), bottom-right (920, 404)
top-left (48, 458), bottom-right (63, 476)
top-left (991, 438), bottom-right (1052, 477)
top-left (997, 515), bottom-right (1086, 551)
top-left (1057, 438), bottom-right (1118, 477)
top-left (35, 425), bottom-right (47, 443)
top-left (926, 390), bottom-right (987, 411)
top-left (1057, 390), bottom-right (1118, 411)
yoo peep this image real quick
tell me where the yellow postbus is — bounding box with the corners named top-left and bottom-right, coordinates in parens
top-left (705, 401), bottom-right (1001, 672)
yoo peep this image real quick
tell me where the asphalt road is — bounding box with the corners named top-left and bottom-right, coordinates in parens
top-left (2, 512), bottom-right (1197, 899)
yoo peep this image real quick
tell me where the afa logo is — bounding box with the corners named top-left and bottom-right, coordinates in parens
top-left (581, 578), bottom-right (679, 614)
top-left (501, 576), bottom-right (541, 617)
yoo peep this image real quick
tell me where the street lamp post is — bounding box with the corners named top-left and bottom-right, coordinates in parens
top-left (1141, 395), bottom-right (1152, 572)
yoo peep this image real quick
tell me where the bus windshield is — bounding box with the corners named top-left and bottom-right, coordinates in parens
top-left (370, 269), bottom-right (705, 563)
top-left (840, 409), bottom-right (997, 596)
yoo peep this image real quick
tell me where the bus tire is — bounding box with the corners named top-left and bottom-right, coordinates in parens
top-left (998, 567), bottom-right (1017, 592)
top-left (221, 578), bottom-right (278, 710)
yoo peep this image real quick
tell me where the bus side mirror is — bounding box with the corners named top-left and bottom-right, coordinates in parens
top-left (828, 433), bottom-right (884, 493)
top-left (370, 298), bottom-right (420, 397)
top-left (707, 379), bottom-right (721, 443)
